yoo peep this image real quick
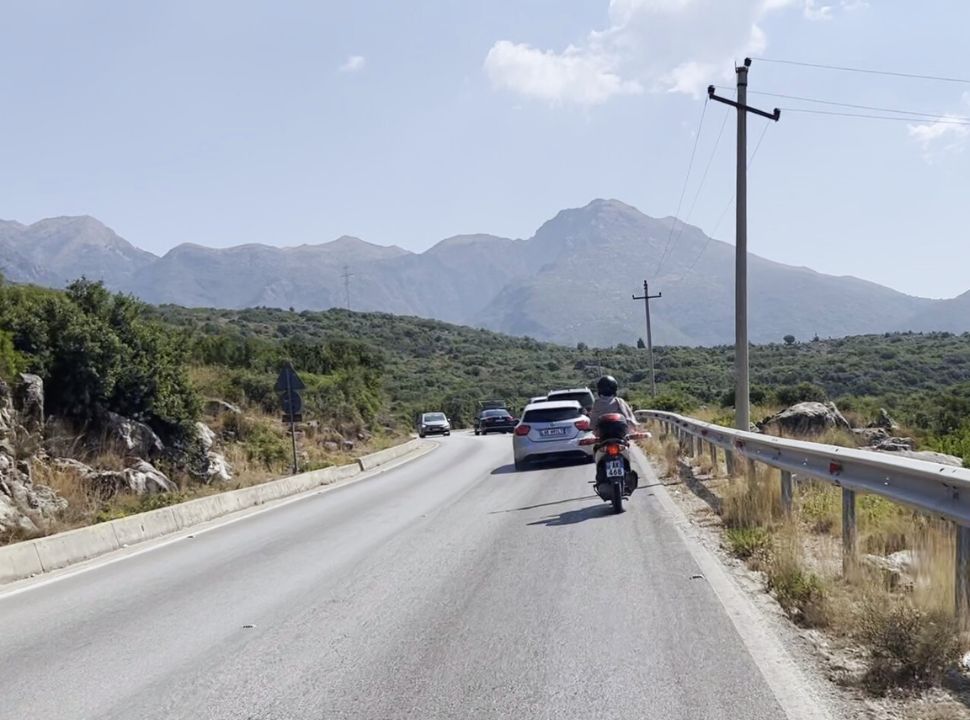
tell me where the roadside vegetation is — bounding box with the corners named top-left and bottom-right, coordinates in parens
top-left (647, 430), bottom-right (966, 702)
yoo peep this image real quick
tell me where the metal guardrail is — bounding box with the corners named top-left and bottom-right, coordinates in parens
top-left (640, 410), bottom-right (970, 526)
top-left (639, 410), bottom-right (970, 612)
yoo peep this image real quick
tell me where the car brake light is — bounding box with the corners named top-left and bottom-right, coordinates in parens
top-left (606, 443), bottom-right (622, 456)
top-left (574, 419), bottom-right (590, 431)
top-left (514, 425), bottom-right (531, 436)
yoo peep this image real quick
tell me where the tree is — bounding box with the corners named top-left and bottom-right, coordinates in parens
top-left (576, 342), bottom-right (588, 351)
top-left (783, 335), bottom-right (796, 345)
top-left (637, 337), bottom-right (646, 349)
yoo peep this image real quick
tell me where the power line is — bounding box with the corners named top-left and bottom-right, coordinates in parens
top-left (668, 105), bottom-right (731, 254)
top-left (778, 106), bottom-right (970, 125)
top-left (712, 86), bottom-right (970, 123)
top-left (682, 119), bottom-right (772, 277)
top-left (654, 98), bottom-right (708, 278)
top-left (753, 57), bottom-right (970, 85)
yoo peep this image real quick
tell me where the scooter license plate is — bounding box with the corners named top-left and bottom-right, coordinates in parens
top-left (605, 459), bottom-right (625, 478)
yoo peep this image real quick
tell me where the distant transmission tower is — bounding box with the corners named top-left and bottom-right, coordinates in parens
top-left (341, 265), bottom-right (354, 310)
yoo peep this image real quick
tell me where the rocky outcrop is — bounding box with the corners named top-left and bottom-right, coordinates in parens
top-left (106, 412), bottom-right (164, 458)
top-left (14, 374), bottom-right (44, 432)
top-left (759, 402), bottom-right (851, 436)
top-left (124, 460), bottom-right (176, 494)
top-left (195, 421), bottom-right (232, 483)
top-left (871, 436), bottom-right (916, 452)
top-left (870, 448), bottom-right (965, 467)
top-left (862, 550), bottom-right (915, 591)
top-left (869, 408), bottom-right (899, 431)
top-left (852, 427), bottom-right (889, 445)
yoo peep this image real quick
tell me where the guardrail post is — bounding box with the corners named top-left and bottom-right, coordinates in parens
top-left (709, 442), bottom-right (717, 471)
top-left (725, 448), bottom-right (735, 476)
top-left (780, 470), bottom-right (793, 515)
top-left (956, 525), bottom-right (970, 622)
top-left (842, 488), bottom-right (857, 575)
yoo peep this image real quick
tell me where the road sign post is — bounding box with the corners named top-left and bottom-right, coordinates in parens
top-left (276, 363), bottom-right (306, 474)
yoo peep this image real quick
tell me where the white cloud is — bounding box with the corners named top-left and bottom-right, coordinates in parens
top-left (339, 55), bottom-right (366, 73)
top-left (484, 41), bottom-right (641, 105)
top-left (484, 0), bottom-right (861, 105)
top-left (908, 93), bottom-right (970, 161)
top-left (803, 0), bottom-right (833, 21)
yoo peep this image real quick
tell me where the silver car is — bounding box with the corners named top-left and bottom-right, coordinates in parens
top-left (512, 400), bottom-right (594, 470)
top-left (418, 412), bottom-right (451, 437)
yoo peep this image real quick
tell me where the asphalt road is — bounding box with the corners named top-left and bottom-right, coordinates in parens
top-left (0, 432), bottom-right (789, 720)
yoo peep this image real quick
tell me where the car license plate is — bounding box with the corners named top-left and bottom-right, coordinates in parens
top-left (606, 459), bottom-right (625, 478)
top-left (540, 427), bottom-right (567, 438)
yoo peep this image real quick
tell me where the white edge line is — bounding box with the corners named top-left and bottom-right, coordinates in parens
top-left (632, 445), bottom-right (832, 720)
top-left (0, 441), bottom-right (438, 600)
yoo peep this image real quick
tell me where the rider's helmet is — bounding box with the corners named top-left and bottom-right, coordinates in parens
top-left (596, 375), bottom-right (618, 397)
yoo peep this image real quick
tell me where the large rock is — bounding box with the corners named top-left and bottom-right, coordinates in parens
top-left (876, 449), bottom-right (965, 467)
top-left (123, 459), bottom-right (176, 494)
top-left (863, 550), bottom-right (916, 591)
top-left (205, 452), bottom-right (233, 483)
top-left (869, 408), bottom-right (899, 431)
top-left (759, 402), bottom-right (850, 436)
top-left (0, 379), bottom-right (14, 436)
top-left (14, 374), bottom-right (44, 432)
top-left (89, 459), bottom-right (175, 496)
top-left (106, 412), bottom-right (164, 458)
top-left (852, 427), bottom-right (890, 445)
top-left (196, 422), bottom-right (217, 452)
top-left (871, 436), bottom-right (916, 452)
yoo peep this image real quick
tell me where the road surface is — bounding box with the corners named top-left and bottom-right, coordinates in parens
top-left (0, 432), bottom-right (791, 719)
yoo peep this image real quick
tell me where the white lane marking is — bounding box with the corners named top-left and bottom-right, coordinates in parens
top-left (631, 445), bottom-right (832, 720)
top-left (0, 443), bottom-right (438, 600)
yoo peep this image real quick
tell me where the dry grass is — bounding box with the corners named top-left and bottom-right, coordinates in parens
top-left (640, 428), bottom-right (968, 695)
top-left (722, 463), bottom-right (784, 530)
top-left (11, 409), bottom-right (408, 541)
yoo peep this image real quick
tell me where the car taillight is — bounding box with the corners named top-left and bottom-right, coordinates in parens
top-left (514, 425), bottom-right (531, 436)
top-left (574, 419), bottom-right (590, 431)
top-left (605, 443), bottom-right (622, 456)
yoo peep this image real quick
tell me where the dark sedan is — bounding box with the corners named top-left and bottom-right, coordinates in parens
top-left (474, 408), bottom-right (517, 435)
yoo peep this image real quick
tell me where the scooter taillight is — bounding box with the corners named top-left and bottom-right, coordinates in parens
top-left (605, 443), bottom-right (622, 457)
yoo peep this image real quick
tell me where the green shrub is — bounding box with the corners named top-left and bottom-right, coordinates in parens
top-left (857, 598), bottom-right (960, 693)
top-left (774, 382), bottom-right (827, 406)
top-left (725, 526), bottom-right (772, 560)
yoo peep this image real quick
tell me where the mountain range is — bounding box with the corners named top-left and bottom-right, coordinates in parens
top-left (0, 199), bottom-right (965, 346)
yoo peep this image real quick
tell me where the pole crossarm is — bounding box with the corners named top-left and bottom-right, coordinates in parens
top-left (707, 86), bottom-right (781, 121)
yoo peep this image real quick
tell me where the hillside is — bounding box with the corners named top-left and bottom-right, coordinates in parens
top-left (151, 305), bottom-right (970, 438)
top-left (3, 201), bottom-right (966, 346)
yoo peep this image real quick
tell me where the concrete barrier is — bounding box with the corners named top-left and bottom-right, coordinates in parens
top-left (32, 523), bottom-right (121, 572)
top-left (0, 541), bottom-right (44, 585)
top-left (0, 438), bottom-right (427, 586)
top-left (111, 507), bottom-right (181, 547)
top-left (357, 439), bottom-right (425, 471)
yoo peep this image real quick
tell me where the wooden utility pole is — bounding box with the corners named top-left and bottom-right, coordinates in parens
top-left (708, 59), bottom-right (780, 431)
top-left (632, 280), bottom-right (662, 396)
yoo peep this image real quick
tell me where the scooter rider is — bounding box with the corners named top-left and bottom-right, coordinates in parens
top-left (588, 375), bottom-right (637, 430)
top-left (589, 375), bottom-right (640, 498)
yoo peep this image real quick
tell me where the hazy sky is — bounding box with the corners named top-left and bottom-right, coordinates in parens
top-left (1, 1), bottom-right (968, 298)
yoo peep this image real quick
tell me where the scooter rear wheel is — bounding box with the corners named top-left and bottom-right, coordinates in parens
top-left (611, 482), bottom-right (624, 514)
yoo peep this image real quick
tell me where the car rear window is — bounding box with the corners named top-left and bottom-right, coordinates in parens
top-left (483, 409), bottom-right (510, 418)
top-left (523, 406), bottom-right (581, 423)
top-left (547, 391), bottom-right (593, 407)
